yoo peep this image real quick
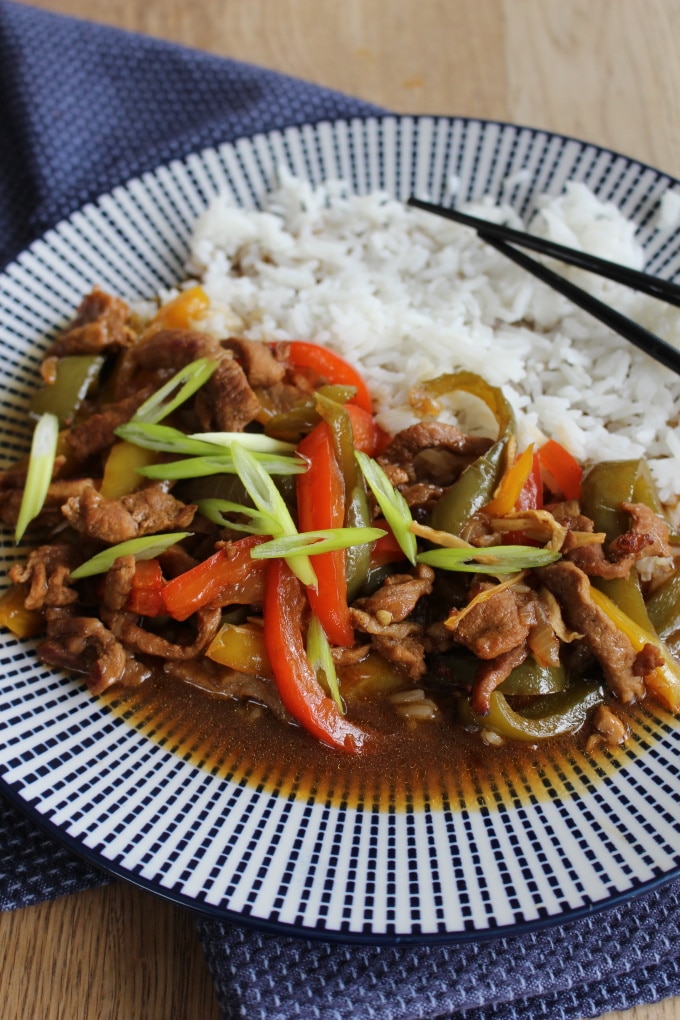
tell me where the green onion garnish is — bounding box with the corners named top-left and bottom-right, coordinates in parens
top-left (354, 450), bottom-right (417, 565)
top-left (114, 422), bottom-right (224, 456)
top-left (196, 498), bottom-right (280, 535)
top-left (131, 358), bottom-right (218, 425)
top-left (136, 453), bottom-right (307, 481)
top-left (306, 613), bottom-right (344, 714)
top-left (230, 444), bottom-right (317, 589)
top-left (250, 527), bottom-right (386, 560)
top-left (15, 412), bottom-right (59, 543)
top-left (69, 532), bottom-right (192, 580)
top-left (416, 545), bottom-right (561, 573)
top-left (188, 432), bottom-right (296, 455)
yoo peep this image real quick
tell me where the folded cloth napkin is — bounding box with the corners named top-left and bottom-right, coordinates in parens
top-left (1, 3), bottom-right (680, 1019)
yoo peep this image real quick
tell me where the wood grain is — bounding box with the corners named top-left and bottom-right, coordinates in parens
top-left (2, 2), bottom-right (679, 1018)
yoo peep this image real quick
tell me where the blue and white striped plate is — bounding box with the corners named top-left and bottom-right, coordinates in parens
top-left (1, 116), bottom-right (679, 943)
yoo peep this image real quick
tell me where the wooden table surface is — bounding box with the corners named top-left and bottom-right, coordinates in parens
top-left (2, 1), bottom-right (680, 1018)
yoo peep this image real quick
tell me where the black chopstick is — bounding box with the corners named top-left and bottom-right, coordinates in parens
top-left (480, 234), bottom-right (680, 377)
top-left (408, 197), bottom-right (680, 308)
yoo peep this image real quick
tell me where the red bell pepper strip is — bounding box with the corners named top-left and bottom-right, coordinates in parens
top-left (287, 340), bottom-right (373, 414)
top-left (538, 439), bottom-right (582, 501)
top-left (515, 451), bottom-right (544, 511)
top-left (296, 422), bottom-right (354, 646)
top-left (263, 557), bottom-right (370, 753)
top-left (126, 559), bottom-right (165, 617)
top-left (162, 535), bottom-right (267, 622)
top-left (345, 403), bottom-right (391, 456)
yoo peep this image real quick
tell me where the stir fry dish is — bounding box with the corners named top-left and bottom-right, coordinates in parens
top-left (1, 286), bottom-right (680, 755)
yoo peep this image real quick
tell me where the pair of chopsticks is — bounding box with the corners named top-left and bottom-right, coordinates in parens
top-left (408, 197), bottom-right (680, 376)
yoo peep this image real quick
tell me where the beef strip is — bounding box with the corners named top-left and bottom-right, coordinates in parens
top-left (353, 564), bottom-right (434, 624)
top-left (553, 500), bottom-right (672, 579)
top-left (37, 611), bottom-right (149, 694)
top-left (378, 422), bottom-right (493, 484)
top-left (0, 477), bottom-right (95, 531)
top-left (66, 389), bottom-right (153, 463)
top-left (101, 554), bottom-right (136, 611)
top-left (62, 484), bottom-right (195, 544)
top-left (163, 659), bottom-right (292, 723)
top-left (537, 561), bottom-right (646, 703)
top-left (195, 355), bottom-right (261, 432)
top-left (9, 542), bottom-right (81, 610)
top-left (101, 605), bottom-right (221, 660)
top-left (223, 338), bottom-right (286, 387)
top-left (350, 608), bottom-right (427, 680)
top-left (470, 642), bottom-right (529, 716)
top-left (451, 587), bottom-right (533, 660)
top-left (43, 289), bottom-right (133, 359)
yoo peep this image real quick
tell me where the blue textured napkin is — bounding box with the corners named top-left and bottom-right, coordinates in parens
top-left (1, 3), bottom-right (680, 1018)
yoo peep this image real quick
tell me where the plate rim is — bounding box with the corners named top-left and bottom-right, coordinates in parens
top-left (1, 112), bottom-right (680, 945)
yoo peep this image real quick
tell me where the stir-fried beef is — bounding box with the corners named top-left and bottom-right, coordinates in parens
top-left (101, 554), bottom-right (136, 611)
top-left (9, 543), bottom-right (81, 610)
top-left (450, 586), bottom-right (532, 660)
top-left (223, 338), bottom-right (286, 388)
top-left (350, 608), bottom-right (427, 680)
top-left (44, 289), bottom-right (133, 359)
top-left (537, 561), bottom-right (646, 703)
top-left (588, 704), bottom-right (629, 748)
top-left (62, 483), bottom-right (196, 544)
top-left (37, 612), bottom-right (149, 694)
top-left (378, 422), bottom-right (493, 484)
top-left (556, 500), bottom-right (672, 579)
top-left (101, 605), bottom-right (221, 660)
top-left (66, 389), bottom-right (153, 464)
top-left (163, 659), bottom-right (292, 723)
top-left (195, 355), bottom-right (261, 432)
top-left (0, 477), bottom-right (95, 532)
top-left (470, 642), bottom-right (529, 716)
top-left (354, 564), bottom-right (434, 624)
top-left (132, 327), bottom-right (225, 371)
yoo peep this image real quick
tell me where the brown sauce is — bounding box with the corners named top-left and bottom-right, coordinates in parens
top-left (103, 671), bottom-right (663, 813)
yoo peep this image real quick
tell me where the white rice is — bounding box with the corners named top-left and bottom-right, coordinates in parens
top-left (184, 170), bottom-right (680, 504)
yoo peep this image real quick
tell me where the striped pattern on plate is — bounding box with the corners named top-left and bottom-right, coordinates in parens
top-left (1, 116), bottom-right (679, 942)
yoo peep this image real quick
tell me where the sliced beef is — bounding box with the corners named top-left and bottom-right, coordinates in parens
top-left (66, 389), bottom-right (153, 463)
top-left (44, 289), bottom-right (133, 359)
top-left (378, 422), bottom-right (493, 484)
top-left (538, 561), bottom-right (645, 703)
top-left (223, 338), bottom-right (286, 387)
top-left (470, 642), bottom-right (529, 716)
top-left (9, 542), bottom-right (81, 610)
top-left (554, 500), bottom-right (672, 579)
top-left (62, 484), bottom-right (195, 544)
top-left (163, 659), bottom-right (292, 722)
top-left (101, 605), bottom-right (221, 660)
top-left (451, 586), bottom-right (532, 660)
top-left (354, 564), bottom-right (434, 624)
top-left (37, 612), bottom-right (148, 694)
top-left (195, 355), bottom-right (261, 432)
top-left (132, 327), bottom-right (225, 371)
top-left (0, 477), bottom-right (95, 532)
top-left (101, 554), bottom-right (136, 611)
top-left (350, 608), bottom-right (427, 680)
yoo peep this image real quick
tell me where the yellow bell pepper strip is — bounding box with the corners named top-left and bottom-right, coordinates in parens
top-left (125, 559), bottom-right (165, 617)
top-left (588, 586), bottom-right (680, 713)
top-left (263, 557), bottom-right (370, 753)
top-left (100, 441), bottom-right (158, 499)
top-left (162, 535), bottom-right (268, 622)
top-left (296, 421), bottom-right (354, 646)
top-left (0, 583), bottom-right (43, 638)
top-left (515, 450), bottom-right (544, 511)
top-left (206, 622), bottom-right (273, 676)
top-left (537, 439), bottom-right (582, 501)
top-left (142, 285), bottom-right (210, 337)
top-left (30, 354), bottom-right (104, 426)
top-left (461, 685), bottom-right (604, 742)
top-left (15, 412), bottom-right (60, 543)
top-left (287, 340), bottom-right (373, 414)
top-left (483, 443), bottom-right (535, 516)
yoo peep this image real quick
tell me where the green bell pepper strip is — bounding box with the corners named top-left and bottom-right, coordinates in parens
top-left (264, 385), bottom-right (357, 443)
top-left (580, 458), bottom-right (664, 540)
top-left (498, 659), bottom-right (568, 696)
top-left (646, 573), bottom-right (680, 639)
top-left (30, 354), bottom-right (104, 426)
top-left (461, 684), bottom-right (604, 742)
top-left (430, 437), bottom-right (509, 537)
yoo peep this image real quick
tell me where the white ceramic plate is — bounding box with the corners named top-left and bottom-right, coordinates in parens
top-left (1, 116), bottom-right (680, 943)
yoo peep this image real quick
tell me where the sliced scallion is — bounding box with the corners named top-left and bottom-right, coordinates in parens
top-left (230, 443), bottom-right (317, 588)
top-left (188, 432), bottom-right (296, 455)
top-left (417, 545), bottom-right (561, 573)
top-left (306, 613), bottom-right (344, 714)
top-left (136, 452), bottom-right (307, 481)
top-left (131, 358), bottom-right (218, 425)
top-left (196, 498), bottom-right (279, 535)
top-left (114, 422), bottom-right (224, 457)
top-left (15, 412), bottom-right (60, 543)
top-left (250, 527), bottom-right (386, 560)
top-left (354, 450), bottom-right (417, 565)
top-left (69, 532), bottom-right (192, 581)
